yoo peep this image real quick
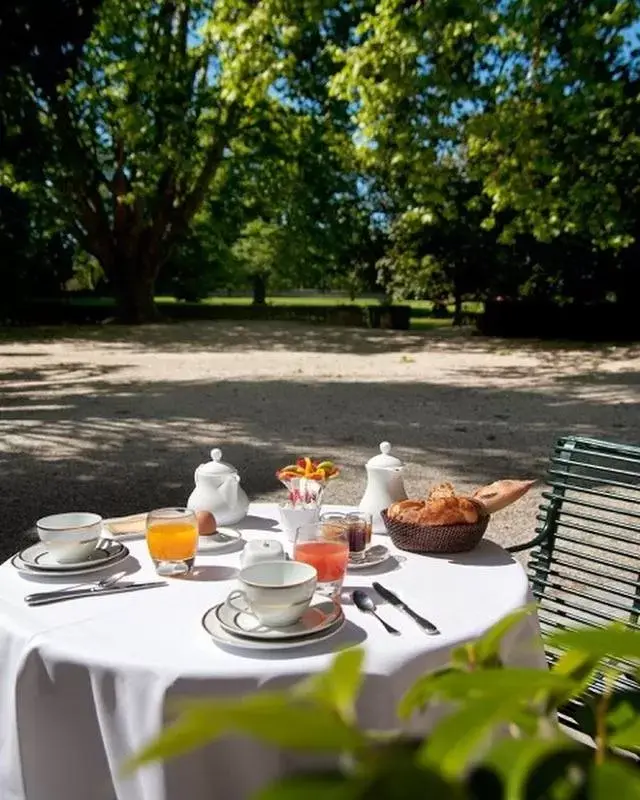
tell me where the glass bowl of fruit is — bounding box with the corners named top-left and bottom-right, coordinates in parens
top-left (276, 458), bottom-right (340, 541)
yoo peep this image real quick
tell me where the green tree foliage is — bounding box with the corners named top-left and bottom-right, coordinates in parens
top-left (4, 0), bottom-right (640, 316)
top-left (0, 187), bottom-right (76, 319)
top-left (331, 0), bottom-right (640, 305)
top-left (0, 0), bottom-right (103, 317)
top-left (378, 175), bottom-right (501, 320)
top-left (160, 1), bottom-right (376, 306)
top-left (3, 0), bottom-right (369, 322)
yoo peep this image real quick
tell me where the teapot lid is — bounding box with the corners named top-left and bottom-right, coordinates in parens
top-left (366, 441), bottom-right (404, 469)
top-left (196, 448), bottom-right (238, 476)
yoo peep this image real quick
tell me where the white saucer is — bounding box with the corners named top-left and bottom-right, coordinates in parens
top-left (202, 606), bottom-right (345, 651)
top-left (13, 542), bottom-right (129, 577)
top-left (215, 593), bottom-right (341, 640)
top-left (197, 527), bottom-right (243, 553)
top-left (18, 540), bottom-right (127, 571)
top-left (348, 545), bottom-right (390, 570)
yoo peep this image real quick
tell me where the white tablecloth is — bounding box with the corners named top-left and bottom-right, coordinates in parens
top-left (0, 504), bottom-right (545, 800)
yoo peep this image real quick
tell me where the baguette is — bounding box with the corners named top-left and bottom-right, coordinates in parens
top-left (473, 479), bottom-right (536, 514)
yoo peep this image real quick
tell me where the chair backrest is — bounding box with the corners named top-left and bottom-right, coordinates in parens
top-left (529, 435), bottom-right (640, 638)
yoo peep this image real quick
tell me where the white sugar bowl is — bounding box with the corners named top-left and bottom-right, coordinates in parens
top-left (240, 539), bottom-right (286, 569)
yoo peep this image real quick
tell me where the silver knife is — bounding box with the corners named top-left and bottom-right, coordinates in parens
top-left (372, 582), bottom-right (440, 635)
top-left (26, 581), bottom-right (167, 606)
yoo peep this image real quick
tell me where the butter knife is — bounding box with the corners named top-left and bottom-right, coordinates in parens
top-left (372, 582), bottom-right (440, 635)
top-left (26, 581), bottom-right (167, 606)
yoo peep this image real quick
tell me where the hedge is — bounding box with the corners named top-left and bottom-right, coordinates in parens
top-left (479, 300), bottom-right (640, 341)
top-left (5, 300), bottom-right (412, 330)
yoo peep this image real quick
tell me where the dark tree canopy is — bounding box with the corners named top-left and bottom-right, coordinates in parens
top-left (2, 0), bottom-right (640, 321)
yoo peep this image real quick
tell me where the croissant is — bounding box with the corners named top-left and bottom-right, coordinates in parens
top-left (418, 497), bottom-right (480, 526)
top-left (387, 500), bottom-right (425, 521)
top-left (427, 482), bottom-right (456, 501)
top-left (387, 495), bottom-right (481, 526)
top-left (473, 479), bottom-right (536, 514)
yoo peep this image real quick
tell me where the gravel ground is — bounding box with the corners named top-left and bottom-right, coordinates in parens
top-left (1, 321), bottom-right (638, 563)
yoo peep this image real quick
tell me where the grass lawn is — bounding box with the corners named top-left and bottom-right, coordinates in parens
top-left (410, 317), bottom-right (454, 331)
top-left (65, 293), bottom-right (482, 313)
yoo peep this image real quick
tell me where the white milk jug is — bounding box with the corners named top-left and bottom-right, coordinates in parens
top-left (358, 442), bottom-right (407, 533)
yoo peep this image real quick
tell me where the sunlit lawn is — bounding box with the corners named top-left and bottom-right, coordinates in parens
top-left (410, 317), bottom-right (454, 331)
top-left (69, 294), bottom-right (482, 314)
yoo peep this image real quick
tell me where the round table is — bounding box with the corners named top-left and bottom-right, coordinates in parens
top-left (0, 504), bottom-right (544, 800)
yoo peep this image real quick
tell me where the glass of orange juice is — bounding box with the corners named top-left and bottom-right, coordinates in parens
top-left (146, 508), bottom-right (198, 577)
top-left (294, 522), bottom-right (348, 598)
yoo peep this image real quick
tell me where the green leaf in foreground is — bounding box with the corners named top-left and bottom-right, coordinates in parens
top-left (397, 666), bottom-right (460, 719)
top-left (362, 760), bottom-right (466, 800)
top-left (587, 760), bottom-right (640, 798)
top-left (126, 692), bottom-right (366, 773)
top-left (417, 695), bottom-right (535, 779)
top-left (483, 736), bottom-right (588, 800)
top-left (399, 668), bottom-right (575, 720)
top-left (256, 772), bottom-right (359, 800)
top-left (550, 626), bottom-right (640, 662)
top-left (552, 648), bottom-right (602, 689)
top-left (472, 604), bottom-right (538, 666)
top-left (292, 648), bottom-right (365, 724)
top-left (608, 691), bottom-right (640, 751)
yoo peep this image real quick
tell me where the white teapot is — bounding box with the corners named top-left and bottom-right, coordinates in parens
top-left (187, 448), bottom-right (249, 526)
top-left (358, 441), bottom-right (407, 533)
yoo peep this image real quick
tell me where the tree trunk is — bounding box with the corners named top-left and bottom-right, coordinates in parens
top-left (252, 273), bottom-right (267, 306)
top-left (453, 288), bottom-right (463, 326)
top-left (452, 263), bottom-right (463, 326)
top-left (108, 258), bottom-right (160, 323)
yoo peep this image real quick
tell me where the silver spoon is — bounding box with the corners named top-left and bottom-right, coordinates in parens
top-left (352, 590), bottom-right (400, 635)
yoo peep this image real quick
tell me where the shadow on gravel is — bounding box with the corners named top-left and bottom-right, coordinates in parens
top-left (1, 358), bottom-right (638, 560)
top-left (1, 320), bottom-right (638, 358)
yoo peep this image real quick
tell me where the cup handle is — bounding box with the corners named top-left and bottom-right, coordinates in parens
top-left (227, 589), bottom-right (249, 613)
top-left (226, 590), bottom-right (267, 631)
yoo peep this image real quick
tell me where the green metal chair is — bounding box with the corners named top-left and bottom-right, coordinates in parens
top-left (507, 434), bottom-right (640, 733)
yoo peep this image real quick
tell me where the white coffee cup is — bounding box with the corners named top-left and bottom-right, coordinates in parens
top-left (230, 560), bottom-right (317, 627)
top-left (36, 512), bottom-right (103, 564)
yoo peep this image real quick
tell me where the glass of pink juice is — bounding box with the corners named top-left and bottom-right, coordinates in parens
top-left (294, 523), bottom-right (348, 597)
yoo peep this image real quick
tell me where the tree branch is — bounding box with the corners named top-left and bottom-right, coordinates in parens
top-left (178, 0), bottom-right (190, 63)
top-left (49, 93), bottom-right (113, 254)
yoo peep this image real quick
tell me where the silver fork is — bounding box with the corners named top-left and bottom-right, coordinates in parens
top-left (24, 571), bottom-right (126, 603)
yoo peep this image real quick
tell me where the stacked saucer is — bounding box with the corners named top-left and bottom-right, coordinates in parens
top-left (348, 544), bottom-right (391, 570)
top-left (12, 540), bottom-right (129, 578)
top-left (202, 593), bottom-right (345, 651)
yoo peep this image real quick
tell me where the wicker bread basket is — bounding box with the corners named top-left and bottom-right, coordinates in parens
top-left (381, 505), bottom-right (490, 554)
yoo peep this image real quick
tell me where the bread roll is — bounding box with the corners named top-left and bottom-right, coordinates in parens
top-left (418, 497), bottom-right (480, 526)
top-left (398, 506), bottom-right (425, 524)
top-left (388, 500), bottom-right (424, 519)
top-left (427, 482), bottom-right (456, 501)
top-left (473, 479), bottom-right (535, 514)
